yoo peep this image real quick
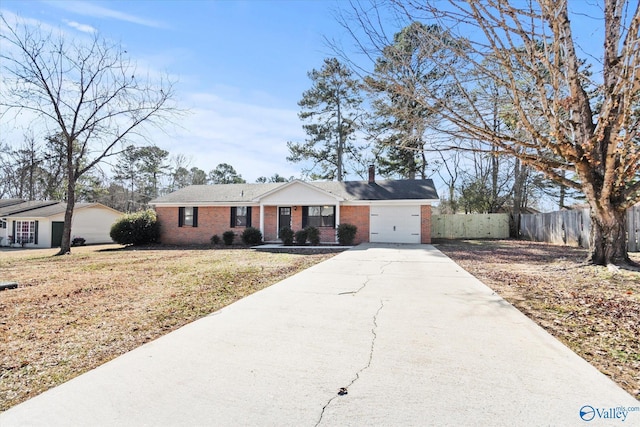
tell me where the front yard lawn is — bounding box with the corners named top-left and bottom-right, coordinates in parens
top-left (0, 245), bottom-right (337, 411)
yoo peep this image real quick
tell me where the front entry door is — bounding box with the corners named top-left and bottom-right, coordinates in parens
top-left (278, 207), bottom-right (291, 236)
top-left (51, 221), bottom-right (64, 247)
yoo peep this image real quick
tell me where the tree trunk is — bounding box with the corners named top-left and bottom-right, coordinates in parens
top-left (56, 163), bottom-right (76, 255)
top-left (510, 159), bottom-right (523, 238)
top-left (588, 207), bottom-right (630, 266)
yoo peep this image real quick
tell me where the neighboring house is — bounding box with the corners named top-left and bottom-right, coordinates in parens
top-left (150, 169), bottom-right (439, 245)
top-left (0, 200), bottom-right (123, 248)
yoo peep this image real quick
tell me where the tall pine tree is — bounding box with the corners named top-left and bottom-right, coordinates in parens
top-left (287, 58), bottom-right (364, 181)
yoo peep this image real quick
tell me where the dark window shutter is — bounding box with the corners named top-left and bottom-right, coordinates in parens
top-left (178, 207), bottom-right (184, 227)
top-left (34, 221), bottom-right (39, 244)
top-left (12, 220), bottom-right (16, 241)
top-left (246, 207), bottom-right (252, 227)
top-left (302, 206), bottom-right (308, 228)
top-left (332, 208), bottom-right (336, 228)
top-left (192, 207), bottom-right (198, 228)
top-left (230, 207), bottom-right (236, 228)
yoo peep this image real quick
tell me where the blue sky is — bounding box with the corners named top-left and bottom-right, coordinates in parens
top-left (0, 0), bottom-right (613, 205)
top-left (0, 0), bottom-right (355, 183)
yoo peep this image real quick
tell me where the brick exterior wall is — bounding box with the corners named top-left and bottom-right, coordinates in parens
top-left (156, 206), bottom-right (260, 245)
top-left (263, 206), bottom-right (278, 241)
top-left (156, 203), bottom-right (432, 245)
top-left (291, 206), bottom-right (303, 232)
top-left (421, 205), bottom-right (432, 244)
top-left (340, 205), bottom-right (370, 245)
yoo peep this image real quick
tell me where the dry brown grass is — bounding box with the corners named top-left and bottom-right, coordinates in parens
top-left (0, 244), bottom-right (338, 411)
top-left (437, 239), bottom-right (640, 401)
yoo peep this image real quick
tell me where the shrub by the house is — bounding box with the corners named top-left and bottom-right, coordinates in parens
top-left (295, 229), bottom-right (308, 245)
top-left (71, 237), bottom-right (86, 246)
top-left (210, 234), bottom-right (221, 245)
top-left (279, 227), bottom-right (294, 246)
top-left (222, 230), bottom-right (235, 246)
top-left (110, 210), bottom-right (160, 246)
top-left (241, 227), bottom-right (263, 245)
top-left (337, 223), bottom-right (357, 246)
top-left (305, 226), bottom-right (320, 245)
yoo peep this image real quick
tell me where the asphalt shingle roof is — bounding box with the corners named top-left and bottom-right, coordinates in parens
top-left (0, 200), bottom-right (60, 216)
top-left (0, 199), bottom-right (24, 209)
top-left (7, 203), bottom-right (107, 218)
top-left (150, 179), bottom-right (438, 204)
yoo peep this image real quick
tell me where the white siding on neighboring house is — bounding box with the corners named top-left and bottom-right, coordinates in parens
top-left (2, 203), bottom-right (123, 248)
top-left (50, 206), bottom-right (121, 245)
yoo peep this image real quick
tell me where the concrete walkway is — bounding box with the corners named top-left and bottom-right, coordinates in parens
top-left (2, 244), bottom-right (637, 426)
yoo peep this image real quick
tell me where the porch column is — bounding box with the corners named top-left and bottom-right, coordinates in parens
top-left (259, 203), bottom-right (265, 238)
top-left (335, 203), bottom-right (340, 243)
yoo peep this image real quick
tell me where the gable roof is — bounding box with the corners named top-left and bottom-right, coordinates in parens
top-left (150, 179), bottom-right (439, 205)
top-left (0, 200), bottom-right (60, 216)
top-left (7, 202), bottom-right (123, 218)
top-left (255, 180), bottom-right (345, 202)
top-left (0, 199), bottom-right (25, 209)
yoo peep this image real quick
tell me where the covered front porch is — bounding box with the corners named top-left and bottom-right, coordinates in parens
top-left (253, 180), bottom-right (345, 244)
top-left (257, 204), bottom-right (340, 243)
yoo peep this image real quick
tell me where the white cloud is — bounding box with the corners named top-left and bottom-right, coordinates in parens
top-left (45, 1), bottom-right (166, 28)
top-left (64, 20), bottom-right (96, 34)
top-left (150, 92), bottom-right (305, 182)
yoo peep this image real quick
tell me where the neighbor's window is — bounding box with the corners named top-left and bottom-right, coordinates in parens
top-left (178, 207), bottom-right (198, 227)
top-left (15, 220), bottom-right (37, 244)
top-left (304, 206), bottom-right (335, 227)
top-left (231, 206), bottom-right (252, 228)
top-left (0, 218), bottom-right (6, 229)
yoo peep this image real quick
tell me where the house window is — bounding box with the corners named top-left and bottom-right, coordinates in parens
top-left (178, 207), bottom-right (198, 227)
top-left (0, 218), bottom-right (6, 229)
top-left (303, 206), bottom-right (335, 227)
top-left (231, 207), bottom-right (252, 228)
top-left (15, 220), bottom-right (37, 244)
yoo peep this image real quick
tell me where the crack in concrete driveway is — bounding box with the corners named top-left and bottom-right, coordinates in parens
top-left (315, 299), bottom-right (384, 427)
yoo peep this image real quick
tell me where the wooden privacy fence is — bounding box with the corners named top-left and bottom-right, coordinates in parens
top-left (627, 205), bottom-right (640, 252)
top-left (431, 213), bottom-right (510, 239)
top-left (519, 205), bottom-right (640, 252)
top-left (519, 209), bottom-right (590, 248)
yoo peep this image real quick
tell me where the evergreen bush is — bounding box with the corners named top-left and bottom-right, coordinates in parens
top-left (222, 230), bottom-right (235, 246)
top-left (337, 223), bottom-right (357, 246)
top-left (279, 227), bottom-right (294, 245)
top-left (295, 229), bottom-right (308, 245)
top-left (241, 227), bottom-right (263, 245)
top-left (305, 226), bottom-right (320, 245)
top-left (110, 210), bottom-right (160, 246)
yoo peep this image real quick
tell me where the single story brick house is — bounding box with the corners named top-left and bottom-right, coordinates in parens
top-left (0, 199), bottom-right (123, 248)
top-left (150, 171), bottom-right (439, 245)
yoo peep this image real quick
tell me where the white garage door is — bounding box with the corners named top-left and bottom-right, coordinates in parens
top-left (370, 205), bottom-right (421, 244)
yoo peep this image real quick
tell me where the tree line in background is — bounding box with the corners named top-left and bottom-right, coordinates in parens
top-left (0, 135), bottom-right (292, 212)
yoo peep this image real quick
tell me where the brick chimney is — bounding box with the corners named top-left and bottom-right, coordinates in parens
top-left (368, 165), bottom-right (375, 184)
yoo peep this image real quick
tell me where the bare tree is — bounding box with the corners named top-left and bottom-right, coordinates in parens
top-left (339, 0), bottom-right (640, 266)
top-left (0, 15), bottom-right (177, 254)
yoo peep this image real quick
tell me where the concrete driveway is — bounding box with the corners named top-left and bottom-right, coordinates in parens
top-left (1, 244), bottom-right (637, 426)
